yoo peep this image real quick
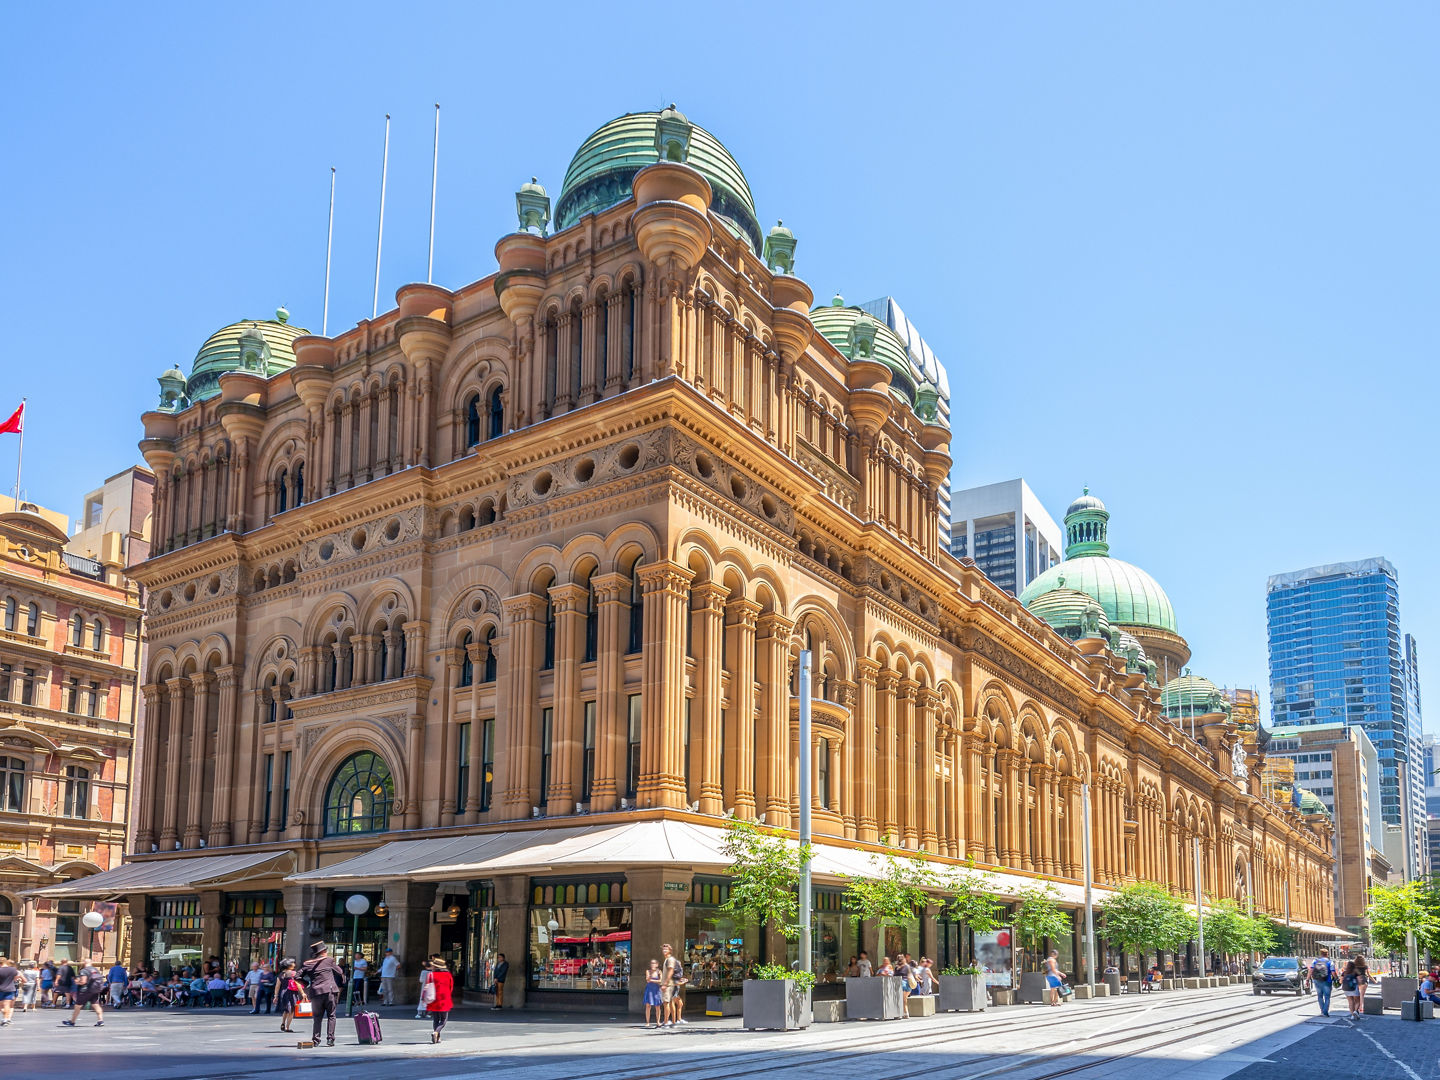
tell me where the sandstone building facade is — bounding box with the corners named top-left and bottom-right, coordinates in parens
top-left (54, 108), bottom-right (1334, 1007)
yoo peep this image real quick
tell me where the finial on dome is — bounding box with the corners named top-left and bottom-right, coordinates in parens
top-left (276, 305), bottom-right (290, 324)
top-left (1058, 575), bottom-right (1065, 589)
top-left (831, 291), bottom-right (844, 307)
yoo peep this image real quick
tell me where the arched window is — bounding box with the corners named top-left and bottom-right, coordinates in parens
top-left (323, 751), bottom-right (394, 836)
top-left (464, 394), bottom-right (481, 448)
top-left (0, 756), bottom-right (24, 812)
top-left (627, 559), bottom-right (644, 654)
top-left (482, 626), bottom-right (497, 683)
top-left (264, 674), bottom-right (278, 724)
top-left (376, 625), bottom-right (390, 684)
top-left (63, 765), bottom-right (90, 818)
top-left (276, 468), bottom-right (289, 514)
top-left (26, 603), bottom-right (39, 637)
top-left (488, 386), bottom-right (504, 439)
top-left (2, 597), bottom-right (14, 632)
top-left (91, 619), bottom-right (104, 652)
top-left (458, 630), bottom-right (474, 687)
top-left (293, 462), bottom-right (305, 506)
top-left (70, 613), bottom-right (84, 647)
top-left (323, 635), bottom-right (339, 693)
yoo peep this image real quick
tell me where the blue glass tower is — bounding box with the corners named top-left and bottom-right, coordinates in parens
top-left (1266, 558), bottom-right (1423, 876)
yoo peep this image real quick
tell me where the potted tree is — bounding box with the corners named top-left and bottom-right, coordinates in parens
top-left (937, 864), bottom-right (1003, 1012)
top-left (1012, 886), bottom-right (1073, 1004)
top-left (841, 838), bottom-right (933, 1020)
top-left (1099, 882), bottom-right (1190, 995)
top-left (721, 818), bottom-right (815, 1030)
top-left (1367, 880), bottom-right (1440, 1009)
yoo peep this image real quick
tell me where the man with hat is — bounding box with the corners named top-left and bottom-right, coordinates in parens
top-left (299, 942), bottom-right (344, 1047)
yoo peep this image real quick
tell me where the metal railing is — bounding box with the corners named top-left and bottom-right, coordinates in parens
top-left (62, 552), bottom-right (103, 578)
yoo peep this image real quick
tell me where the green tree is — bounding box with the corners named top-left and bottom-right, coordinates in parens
top-left (1367, 879), bottom-right (1440, 955)
top-left (720, 817), bottom-right (811, 943)
top-left (1099, 882), bottom-right (1191, 962)
top-left (939, 861), bottom-right (1004, 935)
top-left (1200, 897), bottom-right (1252, 960)
top-left (1013, 886), bottom-right (1073, 971)
top-left (842, 836), bottom-right (935, 932)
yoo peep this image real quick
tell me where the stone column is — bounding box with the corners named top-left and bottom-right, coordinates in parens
top-left (1003, 751), bottom-right (1021, 864)
top-left (580, 300), bottom-right (600, 403)
top-left (404, 712), bottom-right (424, 830)
top-left (463, 640), bottom-right (487, 822)
top-left (199, 890), bottom-right (224, 961)
top-left (381, 881), bottom-right (438, 1004)
top-left (725, 598), bottom-right (760, 819)
top-left (919, 687), bottom-right (938, 850)
top-left (589, 573), bottom-right (628, 813)
top-left (626, 868), bottom-right (692, 1015)
top-left (876, 671), bottom-right (898, 839)
top-left (208, 666), bottom-right (239, 847)
top-left (692, 583), bottom-right (728, 816)
top-left (546, 582), bottom-right (588, 815)
top-left (439, 648), bottom-right (462, 825)
top-left (855, 660), bottom-right (880, 842)
top-left (160, 678), bottom-right (188, 849)
top-left (554, 311), bottom-right (575, 411)
top-left (897, 679), bottom-right (918, 847)
top-left (501, 595), bottom-right (543, 818)
top-left (636, 562), bottom-right (692, 809)
top-left (492, 875), bottom-right (530, 1010)
top-left (757, 612), bottom-right (794, 827)
top-left (136, 683), bottom-right (163, 850)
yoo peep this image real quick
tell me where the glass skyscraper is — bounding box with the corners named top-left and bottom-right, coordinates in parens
top-left (1266, 558), bottom-right (1424, 877)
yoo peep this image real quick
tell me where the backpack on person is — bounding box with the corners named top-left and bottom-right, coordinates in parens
top-left (1342, 972), bottom-right (1358, 992)
top-left (1310, 959), bottom-right (1330, 985)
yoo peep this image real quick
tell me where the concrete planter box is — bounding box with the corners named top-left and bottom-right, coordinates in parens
top-left (1364, 994), bottom-right (1384, 1015)
top-left (845, 976), bottom-right (905, 1020)
top-left (1382, 977), bottom-right (1417, 1009)
top-left (743, 980), bottom-right (812, 1031)
top-left (1127, 979), bottom-right (1141, 995)
top-left (1094, 982), bottom-right (1109, 997)
top-left (1018, 972), bottom-right (1051, 1004)
top-left (938, 974), bottom-right (987, 1013)
top-left (1401, 999), bottom-right (1434, 1021)
top-left (1072, 984), bottom-right (1095, 999)
top-left (991, 988), bottom-right (1014, 1006)
top-left (1183, 977), bottom-right (1202, 989)
top-left (706, 993), bottom-right (743, 1017)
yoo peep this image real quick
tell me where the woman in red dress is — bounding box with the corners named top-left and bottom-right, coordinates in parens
top-left (426, 958), bottom-right (454, 1044)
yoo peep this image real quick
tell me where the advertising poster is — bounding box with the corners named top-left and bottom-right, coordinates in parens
top-left (974, 928), bottom-right (1013, 987)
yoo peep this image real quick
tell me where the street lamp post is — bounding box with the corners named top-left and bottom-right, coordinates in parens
top-left (344, 894), bottom-right (370, 1016)
top-left (797, 649), bottom-right (812, 979)
top-left (81, 911), bottom-right (104, 961)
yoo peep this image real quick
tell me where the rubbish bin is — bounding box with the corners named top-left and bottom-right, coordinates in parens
top-left (1106, 972), bottom-right (1123, 996)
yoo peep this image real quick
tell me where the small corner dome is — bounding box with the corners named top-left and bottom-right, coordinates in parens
top-left (808, 303), bottom-right (927, 404)
top-left (185, 313), bottom-right (309, 403)
top-left (769, 219), bottom-right (794, 240)
top-left (520, 176), bottom-right (547, 196)
top-left (1067, 490), bottom-right (1106, 516)
top-left (1159, 673), bottom-right (1224, 714)
top-left (1026, 586), bottom-right (1110, 641)
top-left (1296, 787), bottom-right (1330, 818)
top-left (554, 109), bottom-right (762, 251)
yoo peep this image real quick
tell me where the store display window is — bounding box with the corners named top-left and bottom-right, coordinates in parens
top-left (528, 878), bottom-right (630, 992)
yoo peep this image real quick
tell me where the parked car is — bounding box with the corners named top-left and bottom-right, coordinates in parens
top-left (1252, 956), bottom-right (1306, 996)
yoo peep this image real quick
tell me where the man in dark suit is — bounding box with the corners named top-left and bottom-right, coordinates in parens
top-left (299, 942), bottom-right (344, 1046)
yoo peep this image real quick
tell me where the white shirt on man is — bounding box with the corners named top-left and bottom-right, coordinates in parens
top-left (380, 954), bottom-right (399, 978)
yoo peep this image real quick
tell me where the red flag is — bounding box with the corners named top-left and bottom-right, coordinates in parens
top-left (0, 403), bottom-right (21, 435)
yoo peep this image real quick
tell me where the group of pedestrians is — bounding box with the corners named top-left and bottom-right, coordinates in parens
top-left (641, 943), bottom-right (690, 1028)
top-left (1309, 947), bottom-right (1370, 1019)
top-left (0, 955), bottom-right (108, 1028)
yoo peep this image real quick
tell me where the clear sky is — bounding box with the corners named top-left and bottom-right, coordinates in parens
top-left (3, 2), bottom-right (1435, 726)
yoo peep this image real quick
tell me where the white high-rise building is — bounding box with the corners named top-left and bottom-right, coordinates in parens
top-left (949, 479), bottom-right (1063, 596)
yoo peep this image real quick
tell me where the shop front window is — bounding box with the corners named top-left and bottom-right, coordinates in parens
top-left (224, 894), bottom-right (286, 972)
top-left (148, 896), bottom-right (203, 973)
top-left (466, 884), bottom-right (498, 993)
top-left (529, 878), bottom-right (631, 992)
top-left (325, 891), bottom-right (387, 972)
top-left (784, 888), bottom-right (858, 985)
top-left (684, 878), bottom-right (761, 990)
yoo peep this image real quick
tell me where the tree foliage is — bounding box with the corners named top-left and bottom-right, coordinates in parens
top-left (1202, 897), bottom-right (1274, 958)
top-left (842, 835), bottom-right (935, 927)
top-left (1099, 882), bottom-right (1191, 956)
top-left (1367, 879), bottom-right (1440, 954)
top-left (720, 817), bottom-right (811, 942)
top-left (1013, 886), bottom-right (1073, 970)
top-left (939, 861), bottom-right (1004, 935)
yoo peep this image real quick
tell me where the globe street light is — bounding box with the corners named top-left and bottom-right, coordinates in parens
top-left (344, 894), bottom-right (370, 1016)
top-left (81, 911), bottom-right (103, 960)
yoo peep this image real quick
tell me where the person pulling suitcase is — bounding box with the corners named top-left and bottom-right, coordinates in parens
top-left (299, 942), bottom-right (344, 1048)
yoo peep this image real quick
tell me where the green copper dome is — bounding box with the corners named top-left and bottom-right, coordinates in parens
top-left (554, 110), bottom-right (763, 251)
top-left (1019, 489), bottom-right (1177, 635)
top-left (185, 311), bottom-right (308, 402)
top-left (1295, 787), bottom-right (1330, 817)
top-left (809, 302), bottom-right (944, 420)
top-left (1026, 585), bottom-right (1110, 641)
top-left (1159, 673), bottom-right (1227, 718)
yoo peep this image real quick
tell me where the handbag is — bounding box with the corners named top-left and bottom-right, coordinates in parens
top-left (420, 982), bottom-right (436, 1005)
top-left (294, 998), bottom-right (314, 1018)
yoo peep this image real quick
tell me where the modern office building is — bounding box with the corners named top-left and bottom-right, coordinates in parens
top-left (858, 296), bottom-right (952, 545)
top-left (1266, 558), bottom-right (1424, 878)
top-left (0, 487), bottom-right (146, 963)
top-left (1265, 722), bottom-right (1383, 939)
top-left (69, 467), bottom-right (155, 570)
top-left (32, 105), bottom-right (1337, 1008)
top-left (950, 479), bottom-right (1063, 596)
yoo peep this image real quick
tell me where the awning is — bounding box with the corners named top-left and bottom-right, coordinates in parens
top-left (287, 819), bottom-right (1103, 905)
top-left (25, 850), bottom-right (294, 899)
top-left (1283, 919), bottom-right (1357, 939)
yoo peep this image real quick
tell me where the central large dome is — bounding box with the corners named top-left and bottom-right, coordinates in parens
top-left (554, 109), bottom-right (763, 252)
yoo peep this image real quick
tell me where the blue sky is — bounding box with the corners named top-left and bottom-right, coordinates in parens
top-left (3, 2), bottom-right (1435, 726)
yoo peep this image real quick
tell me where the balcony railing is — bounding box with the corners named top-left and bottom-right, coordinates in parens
top-left (62, 552), bottom-right (104, 579)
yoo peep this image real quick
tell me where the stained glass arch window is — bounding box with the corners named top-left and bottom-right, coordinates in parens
top-left (323, 751), bottom-right (394, 836)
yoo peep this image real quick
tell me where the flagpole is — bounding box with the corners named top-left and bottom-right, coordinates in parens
top-left (373, 114), bottom-right (391, 320)
top-left (428, 103), bottom-right (440, 285)
top-left (12, 398), bottom-right (25, 505)
top-left (323, 167), bottom-right (335, 337)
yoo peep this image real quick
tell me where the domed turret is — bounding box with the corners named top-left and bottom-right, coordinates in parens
top-left (158, 309), bottom-right (309, 408)
top-left (809, 302), bottom-right (945, 425)
top-left (554, 109), bottom-right (763, 252)
top-left (1027, 581), bottom-right (1111, 642)
top-left (1159, 672), bottom-right (1229, 721)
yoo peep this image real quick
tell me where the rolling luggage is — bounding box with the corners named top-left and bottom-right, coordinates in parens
top-left (354, 1010), bottom-right (382, 1044)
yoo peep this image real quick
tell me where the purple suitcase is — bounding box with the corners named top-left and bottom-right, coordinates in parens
top-left (355, 1010), bottom-right (382, 1044)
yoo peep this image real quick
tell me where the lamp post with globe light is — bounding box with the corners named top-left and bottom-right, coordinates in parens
top-left (344, 895), bottom-right (370, 1016)
top-left (81, 910), bottom-right (104, 961)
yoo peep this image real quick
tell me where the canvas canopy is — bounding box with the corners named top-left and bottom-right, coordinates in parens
top-left (24, 850), bottom-right (293, 899)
